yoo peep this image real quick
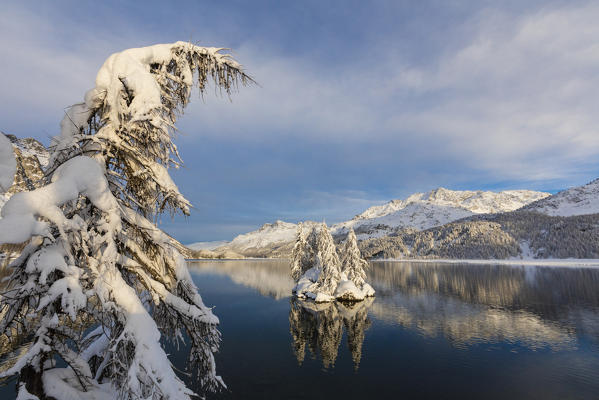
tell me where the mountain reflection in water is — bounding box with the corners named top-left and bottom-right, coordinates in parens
top-left (189, 259), bottom-right (599, 355)
top-left (369, 261), bottom-right (599, 350)
top-left (189, 259), bottom-right (294, 299)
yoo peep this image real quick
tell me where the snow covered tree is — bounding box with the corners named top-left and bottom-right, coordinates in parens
top-left (306, 225), bottom-right (318, 256)
top-left (290, 224), bottom-right (305, 281)
top-left (290, 223), bottom-right (314, 282)
top-left (314, 223), bottom-right (341, 296)
top-left (340, 228), bottom-right (369, 289)
top-left (0, 42), bottom-right (251, 400)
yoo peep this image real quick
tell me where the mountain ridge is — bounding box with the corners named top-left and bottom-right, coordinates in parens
top-left (199, 187), bottom-right (566, 258)
top-left (521, 178), bottom-right (599, 217)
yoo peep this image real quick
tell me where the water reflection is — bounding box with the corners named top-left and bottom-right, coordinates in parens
top-left (289, 298), bottom-right (373, 370)
top-left (189, 260), bottom-right (599, 356)
top-left (188, 259), bottom-right (294, 299)
top-left (369, 262), bottom-right (599, 350)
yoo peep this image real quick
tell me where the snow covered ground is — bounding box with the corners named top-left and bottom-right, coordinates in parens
top-left (294, 268), bottom-right (375, 303)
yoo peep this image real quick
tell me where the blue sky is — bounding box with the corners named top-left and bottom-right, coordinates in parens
top-left (1, 0), bottom-right (598, 242)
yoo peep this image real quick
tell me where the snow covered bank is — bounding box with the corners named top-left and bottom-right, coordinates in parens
top-left (374, 258), bottom-right (599, 268)
top-left (294, 268), bottom-right (375, 302)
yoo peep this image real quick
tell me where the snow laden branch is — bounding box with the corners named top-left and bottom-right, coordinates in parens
top-left (51, 41), bottom-right (253, 219)
top-left (291, 224), bottom-right (375, 303)
top-left (0, 42), bottom-right (251, 399)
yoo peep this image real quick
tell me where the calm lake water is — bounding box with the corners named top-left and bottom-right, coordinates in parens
top-left (3, 260), bottom-right (599, 399)
top-left (179, 260), bottom-right (599, 400)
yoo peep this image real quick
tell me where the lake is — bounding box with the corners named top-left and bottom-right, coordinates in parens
top-left (180, 260), bottom-right (599, 399)
top-left (3, 260), bottom-right (599, 399)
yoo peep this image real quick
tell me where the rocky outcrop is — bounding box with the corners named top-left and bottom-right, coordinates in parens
top-left (1, 133), bottom-right (48, 197)
top-left (0, 134), bottom-right (49, 268)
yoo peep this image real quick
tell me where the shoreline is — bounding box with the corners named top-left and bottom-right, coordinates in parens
top-left (371, 258), bottom-right (599, 268)
top-left (187, 257), bottom-right (599, 268)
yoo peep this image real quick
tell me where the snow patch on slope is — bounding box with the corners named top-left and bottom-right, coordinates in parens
top-left (228, 220), bottom-right (297, 251)
top-left (228, 220), bottom-right (321, 251)
top-left (523, 179), bottom-right (599, 217)
top-left (187, 240), bottom-right (230, 251)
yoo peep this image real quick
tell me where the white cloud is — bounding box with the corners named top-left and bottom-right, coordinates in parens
top-left (180, 3), bottom-right (599, 183)
top-left (0, 4), bottom-right (160, 139)
top-left (1, 2), bottom-right (598, 187)
top-left (385, 4), bottom-right (599, 180)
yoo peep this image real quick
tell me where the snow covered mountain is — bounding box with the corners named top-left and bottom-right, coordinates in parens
top-left (332, 188), bottom-right (550, 239)
top-left (522, 178), bottom-right (599, 216)
top-left (202, 188), bottom-right (551, 257)
top-left (229, 220), bottom-right (298, 251)
top-left (187, 240), bottom-right (230, 251)
top-left (355, 188), bottom-right (549, 219)
top-left (200, 220), bottom-right (323, 258)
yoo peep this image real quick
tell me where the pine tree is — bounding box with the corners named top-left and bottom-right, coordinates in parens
top-left (314, 223), bottom-right (341, 295)
top-left (306, 225), bottom-right (318, 268)
top-left (290, 223), bottom-right (312, 282)
top-left (0, 42), bottom-right (251, 399)
top-left (340, 228), bottom-right (369, 289)
top-left (301, 227), bottom-right (316, 275)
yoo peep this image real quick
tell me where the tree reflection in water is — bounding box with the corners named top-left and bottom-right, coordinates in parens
top-left (189, 260), bottom-right (599, 352)
top-left (289, 298), bottom-right (373, 370)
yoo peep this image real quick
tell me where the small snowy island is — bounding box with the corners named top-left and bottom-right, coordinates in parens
top-left (291, 223), bottom-right (375, 302)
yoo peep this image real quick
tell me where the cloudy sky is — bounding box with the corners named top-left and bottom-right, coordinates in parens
top-left (1, 0), bottom-right (598, 242)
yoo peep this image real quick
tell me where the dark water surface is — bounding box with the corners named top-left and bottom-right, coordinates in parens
top-left (183, 260), bottom-right (599, 400)
top-left (3, 260), bottom-right (599, 399)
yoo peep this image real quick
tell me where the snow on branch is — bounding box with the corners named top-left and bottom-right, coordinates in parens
top-left (51, 42), bottom-right (253, 219)
top-left (0, 156), bottom-right (118, 244)
top-left (1, 42), bottom-right (250, 400)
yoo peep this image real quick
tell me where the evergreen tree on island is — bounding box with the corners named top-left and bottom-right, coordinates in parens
top-left (340, 228), bottom-right (369, 289)
top-left (314, 223), bottom-right (342, 296)
top-left (0, 42), bottom-right (251, 399)
top-left (290, 223), bottom-right (313, 281)
top-left (291, 222), bottom-right (375, 302)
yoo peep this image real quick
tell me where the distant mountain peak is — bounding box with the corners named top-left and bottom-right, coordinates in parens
top-left (352, 188), bottom-right (550, 225)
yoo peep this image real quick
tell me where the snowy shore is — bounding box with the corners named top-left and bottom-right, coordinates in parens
top-left (188, 257), bottom-right (599, 268)
top-left (374, 258), bottom-right (599, 268)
